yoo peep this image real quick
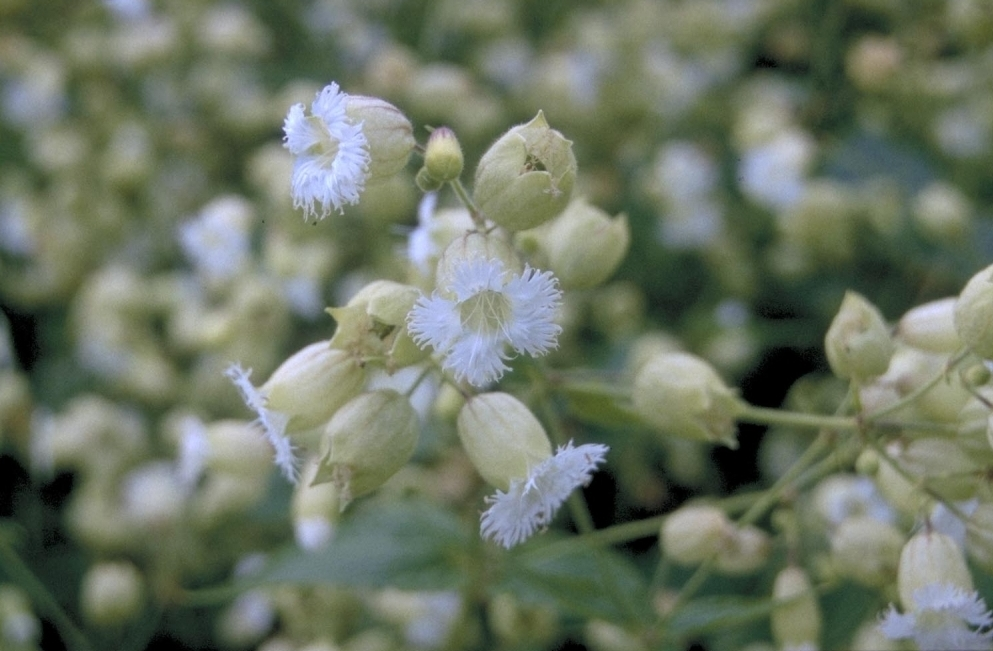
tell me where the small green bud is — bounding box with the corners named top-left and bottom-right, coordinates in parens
top-left (955, 263), bottom-right (993, 358)
top-left (80, 561), bottom-right (145, 627)
top-left (632, 352), bottom-right (741, 448)
top-left (344, 95), bottom-right (416, 181)
top-left (262, 342), bottom-right (366, 435)
top-left (770, 566), bottom-right (821, 649)
top-left (536, 197), bottom-right (630, 290)
top-left (292, 459), bottom-right (342, 551)
top-left (873, 442), bottom-right (932, 516)
top-left (422, 126), bottom-right (464, 184)
top-left (830, 515), bottom-right (904, 586)
top-left (328, 280), bottom-right (427, 368)
top-left (313, 390), bottom-right (419, 508)
top-left (896, 297), bottom-right (961, 353)
top-left (898, 530), bottom-right (974, 611)
top-left (0, 585), bottom-right (40, 646)
top-left (854, 448), bottom-right (880, 476)
top-left (473, 111), bottom-right (576, 232)
top-left (902, 437), bottom-right (980, 501)
top-left (824, 291), bottom-right (894, 381)
top-left (456, 392), bottom-right (552, 490)
top-left (659, 504), bottom-right (732, 565)
top-left (714, 525), bottom-right (770, 575)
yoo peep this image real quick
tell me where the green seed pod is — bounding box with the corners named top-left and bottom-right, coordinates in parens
top-left (473, 111), bottom-right (576, 232)
top-left (955, 263), bottom-right (993, 359)
top-left (824, 291), bottom-right (894, 382)
top-left (456, 392), bottom-right (552, 490)
top-left (344, 95), bottom-right (416, 181)
top-left (537, 197), bottom-right (629, 290)
top-left (313, 390), bottom-right (419, 508)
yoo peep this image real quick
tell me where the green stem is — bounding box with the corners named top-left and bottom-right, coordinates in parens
top-left (0, 538), bottom-right (92, 651)
top-left (735, 404), bottom-right (858, 432)
top-left (449, 178), bottom-right (486, 229)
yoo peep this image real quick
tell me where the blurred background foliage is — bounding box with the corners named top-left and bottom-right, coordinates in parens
top-left (1, 0), bottom-right (992, 649)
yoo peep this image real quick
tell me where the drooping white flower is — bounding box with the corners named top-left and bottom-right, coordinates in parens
top-left (407, 258), bottom-right (562, 387)
top-left (480, 441), bottom-right (609, 548)
top-left (283, 82), bottom-right (370, 220)
top-left (224, 364), bottom-right (298, 482)
top-left (879, 583), bottom-right (993, 651)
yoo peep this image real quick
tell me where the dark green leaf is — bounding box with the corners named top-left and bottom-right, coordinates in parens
top-left (257, 498), bottom-right (471, 591)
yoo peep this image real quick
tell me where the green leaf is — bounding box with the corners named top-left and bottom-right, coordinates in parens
top-left (560, 385), bottom-right (642, 428)
top-left (664, 594), bottom-right (775, 637)
top-left (494, 537), bottom-right (652, 624)
top-left (257, 498), bottom-right (472, 591)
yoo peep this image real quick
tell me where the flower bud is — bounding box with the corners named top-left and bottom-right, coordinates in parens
top-left (714, 525), bottom-right (770, 575)
top-left (830, 515), bottom-right (904, 586)
top-left (422, 127), bottom-right (464, 184)
top-left (537, 197), bottom-right (630, 290)
top-left (872, 442), bottom-right (932, 516)
top-left (313, 390), bottom-right (419, 508)
top-left (456, 392), bottom-right (551, 490)
top-left (80, 561), bottom-right (145, 627)
top-left (912, 181), bottom-right (971, 244)
top-left (897, 529), bottom-right (973, 611)
top-left (0, 585), bottom-right (40, 646)
top-left (261, 342), bottom-right (366, 435)
top-left (415, 166), bottom-right (444, 192)
top-left (203, 420), bottom-right (274, 477)
top-left (344, 95), bottom-right (415, 181)
top-left (473, 111), bottom-right (576, 231)
top-left (292, 459), bottom-right (342, 551)
top-left (955, 263), bottom-right (993, 358)
top-left (896, 297), bottom-right (961, 354)
top-left (328, 280), bottom-right (427, 368)
top-left (902, 437), bottom-right (980, 501)
top-left (632, 352), bottom-right (741, 448)
top-left (660, 504), bottom-right (732, 565)
top-left (824, 291), bottom-right (894, 382)
top-left (770, 566), bottom-right (821, 650)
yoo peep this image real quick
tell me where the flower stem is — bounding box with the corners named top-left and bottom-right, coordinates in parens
top-left (449, 178), bottom-right (487, 229)
top-left (0, 536), bottom-right (92, 651)
top-left (735, 403), bottom-right (859, 432)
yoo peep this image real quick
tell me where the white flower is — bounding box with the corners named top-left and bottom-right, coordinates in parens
top-left (879, 583), bottom-right (993, 651)
top-left (480, 441), bottom-right (609, 548)
top-left (178, 195), bottom-right (253, 282)
top-left (283, 82), bottom-right (370, 220)
top-left (224, 364), bottom-right (298, 482)
top-left (407, 258), bottom-right (562, 387)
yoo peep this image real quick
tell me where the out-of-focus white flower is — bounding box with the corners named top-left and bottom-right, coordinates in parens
top-left (879, 583), bottom-right (993, 650)
top-left (283, 82), bottom-right (370, 220)
top-left (407, 258), bottom-right (562, 387)
top-left (738, 129), bottom-right (814, 211)
top-left (178, 195), bottom-right (254, 282)
top-left (407, 192), bottom-right (439, 276)
top-left (175, 415), bottom-right (211, 491)
top-left (480, 442), bottom-right (609, 548)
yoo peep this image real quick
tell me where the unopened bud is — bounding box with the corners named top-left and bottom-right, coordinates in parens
top-left (633, 352), bottom-right (741, 448)
top-left (422, 127), bottom-right (464, 184)
top-left (897, 529), bottom-right (973, 611)
top-left (344, 95), bottom-right (415, 181)
top-left (262, 342), bottom-right (366, 435)
top-left (830, 515), bottom-right (904, 586)
top-left (955, 263), bottom-right (993, 359)
top-left (660, 504), bottom-right (731, 565)
top-left (714, 525), bottom-right (770, 575)
top-left (80, 561), bottom-right (145, 627)
top-left (538, 197), bottom-right (630, 290)
top-left (824, 291), bottom-right (894, 382)
top-left (456, 392), bottom-right (551, 490)
top-left (902, 437), bottom-right (980, 501)
top-left (896, 297), bottom-right (961, 353)
top-left (473, 111), bottom-right (576, 231)
top-left (313, 390), bottom-right (419, 508)
top-left (292, 459), bottom-right (342, 551)
top-left (770, 566), bottom-right (821, 649)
